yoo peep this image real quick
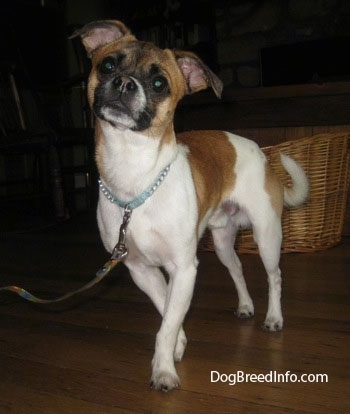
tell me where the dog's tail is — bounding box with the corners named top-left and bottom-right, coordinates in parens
top-left (280, 153), bottom-right (309, 208)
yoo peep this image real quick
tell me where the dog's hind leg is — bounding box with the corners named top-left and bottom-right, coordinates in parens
top-left (253, 219), bottom-right (283, 332)
top-left (211, 223), bottom-right (254, 318)
top-left (128, 264), bottom-right (187, 362)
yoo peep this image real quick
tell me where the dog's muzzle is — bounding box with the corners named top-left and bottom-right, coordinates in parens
top-left (93, 75), bottom-right (148, 130)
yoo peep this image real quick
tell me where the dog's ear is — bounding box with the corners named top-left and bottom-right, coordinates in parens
top-left (174, 50), bottom-right (223, 99)
top-left (70, 20), bottom-right (133, 56)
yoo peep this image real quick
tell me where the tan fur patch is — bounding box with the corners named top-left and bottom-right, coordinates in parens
top-left (177, 130), bottom-right (236, 226)
top-left (264, 163), bottom-right (284, 217)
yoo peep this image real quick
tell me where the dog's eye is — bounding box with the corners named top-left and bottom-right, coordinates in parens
top-left (100, 57), bottom-right (116, 74)
top-left (152, 76), bottom-right (168, 93)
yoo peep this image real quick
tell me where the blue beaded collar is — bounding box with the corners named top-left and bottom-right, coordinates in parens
top-left (98, 164), bottom-right (171, 211)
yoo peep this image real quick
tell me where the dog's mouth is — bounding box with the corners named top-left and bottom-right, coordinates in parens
top-left (94, 101), bottom-right (153, 131)
top-left (93, 100), bottom-right (137, 129)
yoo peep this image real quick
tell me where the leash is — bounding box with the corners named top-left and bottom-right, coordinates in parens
top-left (0, 209), bottom-right (131, 305)
top-left (1, 162), bottom-right (172, 305)
top-left (0, 257), bottom-right (121, 304)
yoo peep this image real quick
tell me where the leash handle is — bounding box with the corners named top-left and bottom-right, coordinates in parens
top-left (0, 257), bottom-right (120, 304)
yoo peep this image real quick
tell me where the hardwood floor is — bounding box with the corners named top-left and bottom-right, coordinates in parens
top-left (0, 214), bottom-right (349, 413)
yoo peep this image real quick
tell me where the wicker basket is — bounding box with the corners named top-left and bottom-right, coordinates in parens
top-left (199, 132), bottom-right (350, 253)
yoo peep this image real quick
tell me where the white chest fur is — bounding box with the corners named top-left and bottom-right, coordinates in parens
top-left (97, 147), bottom-right (198, 269)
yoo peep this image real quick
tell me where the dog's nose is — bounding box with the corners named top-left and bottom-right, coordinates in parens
top-left (114, 76), bottom-right (136, 93)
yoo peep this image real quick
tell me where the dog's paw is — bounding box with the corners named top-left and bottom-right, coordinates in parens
top-left (262, 317), bottom-right (283, 332)
top-left (150, 370), bottom-right (180, 392)
top-left (174, 329), bottom-right (187, 362)
top-left (235, 304), bottom-right (254, 319)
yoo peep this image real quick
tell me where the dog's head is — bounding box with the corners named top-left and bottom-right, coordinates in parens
top-left (71, 20), bottom-right (223, 135)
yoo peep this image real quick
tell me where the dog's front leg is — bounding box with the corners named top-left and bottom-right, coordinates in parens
top-left (150, 263), bottom-right (197, 391)
top-left (127, 263), bottom-right (188, 362)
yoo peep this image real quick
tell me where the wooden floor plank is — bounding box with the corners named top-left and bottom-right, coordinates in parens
top-left (0, 220), bottom-right (349, 413)
top-left (0, 382), bottom-right (137, 414)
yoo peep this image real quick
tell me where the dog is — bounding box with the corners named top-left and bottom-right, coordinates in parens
top-left (72, 20), bottom-right (308, 391)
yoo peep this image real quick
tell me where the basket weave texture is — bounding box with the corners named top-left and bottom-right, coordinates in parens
top-left (199, 132), bottom-right (350, 253)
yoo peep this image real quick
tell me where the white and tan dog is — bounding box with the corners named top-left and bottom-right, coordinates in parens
top-left (72, 20), bottom-right (308, 391)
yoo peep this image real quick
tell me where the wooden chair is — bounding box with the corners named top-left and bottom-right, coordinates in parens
top-left (0, 62), bottom-right (63, 230)
top-left (38, 35), bottom-right (97, 214)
